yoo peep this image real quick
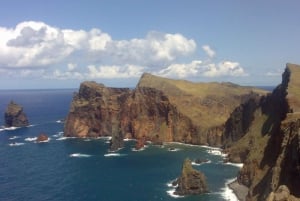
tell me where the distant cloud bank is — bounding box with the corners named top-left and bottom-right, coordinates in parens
top-left (0, 21), bottom-right (248, 80)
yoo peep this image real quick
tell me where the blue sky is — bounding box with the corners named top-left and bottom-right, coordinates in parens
top-left (0, 0), bottom-right (299, 89)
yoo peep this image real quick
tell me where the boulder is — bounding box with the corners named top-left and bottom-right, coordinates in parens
top-left (4, 101), bottom-right (29, 127)
top-left (174, 158), bottom-right (209, 195)
top-left (36, 133), bottom-right (49, 142)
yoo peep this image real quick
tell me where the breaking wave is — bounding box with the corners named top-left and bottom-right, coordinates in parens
top-left (69, 153), bottom-right (92, 158)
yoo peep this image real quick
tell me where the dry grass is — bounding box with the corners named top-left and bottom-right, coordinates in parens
top-left (286, 63), bottom-right (300, 112)
top-left (138, 73), bottom-right (268, 128)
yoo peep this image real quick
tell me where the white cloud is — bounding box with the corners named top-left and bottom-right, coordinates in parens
top-left (202, 45), bottom-right (216, 58)
top-left (157, 60), bottom-right (202, 78)
top-left (203, 61), bottom-right (248, 77)
top-left (0, 21), bottom-right (248, 82)
top-left (87, 64), bottom-right (144, 79)
top-left (67, 63), bottom-right (77, 71)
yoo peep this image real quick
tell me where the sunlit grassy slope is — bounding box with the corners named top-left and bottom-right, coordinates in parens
top-left (286, 63), bottom-right (300, 113)
top-left (137, 73), bottom-right (268, 129)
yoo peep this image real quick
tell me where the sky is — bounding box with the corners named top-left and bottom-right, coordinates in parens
top-left (0, 0), bottom-right (299, 89)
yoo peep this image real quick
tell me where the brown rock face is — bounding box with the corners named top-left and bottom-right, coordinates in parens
top-left (174, 158), bottom-right (209, 195)
top-left (225, 63), bottom-right (300, 201)
top-left (64, 74), bottom-right (266, 151)
top-left (4, 101), bottom-right (29, 127)
top-left (36, 133), bottom-right (49, 142)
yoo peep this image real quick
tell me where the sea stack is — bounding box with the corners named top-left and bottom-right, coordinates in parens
top-left (4, 101), bottom-right (29, 127)
top-left (174, 158), bottom-right (209, 195)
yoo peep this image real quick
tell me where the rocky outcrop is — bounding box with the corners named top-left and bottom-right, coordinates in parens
top-left (225, 63), bottom-right (300, 201)
top-left (4, 101), bottom-right (29, 127)
top-left (36, 133), bottom-right (49, 142)
top-left (267, 185), bottom-right (300, 201)
top-left (64, 75), bottom-right (266, 150)
top-left (173, 158), bottom-right (209, 195)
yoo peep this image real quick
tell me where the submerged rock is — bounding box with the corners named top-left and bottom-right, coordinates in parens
top-left (4, 101), bottom-right (29, 127)
top-left (174, 158), bottom-right (209, 195)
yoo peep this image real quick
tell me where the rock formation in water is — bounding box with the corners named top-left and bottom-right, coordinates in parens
top-left (4, 101), bottom-right (29, 127)
top-left (173, 158), bottom-right (209, 195)
top-left (36, 133), bottom-right (49, 142)
top-left (225, 63), bottom-right (300, 201)
top-left (64, 75), bottom-right (265, 151)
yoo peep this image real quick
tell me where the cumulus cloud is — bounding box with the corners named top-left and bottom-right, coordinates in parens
top-left (157, 60), bottom-right (202, 78)
top-left (203, 61), bottom-right (248, 77)
top-left (202, 45), bottom-right (215, 58)
top-left (87, 64), bottom-right (144, 79)
top-left (0, 21), bottom-right (248, 82)
top-left (156, 60), bottom-right (247, 78)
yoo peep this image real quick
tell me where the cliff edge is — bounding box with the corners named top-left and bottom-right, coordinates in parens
top-left (64, 74), bottom-right (266, 150)
top-left (226, 63), bottom-right (300, 201)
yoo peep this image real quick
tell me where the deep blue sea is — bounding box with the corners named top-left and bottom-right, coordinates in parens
top-left (0, 89), bottom-right (247, 201)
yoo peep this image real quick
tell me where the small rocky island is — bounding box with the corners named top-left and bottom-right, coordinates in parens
top-left (4, 101), bottom-right (29, 127)
top-left (173, 158), bottom-right (209, 195)
top-left (36, 133), bottom-right (49, 142)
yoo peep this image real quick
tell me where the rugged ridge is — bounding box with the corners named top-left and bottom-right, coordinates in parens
top-left (226, 63), bottom-right (300, 200)
top-left (4, 101), bottom-right (29, 127)
top-left (64, 75), bottom-right (266, 150)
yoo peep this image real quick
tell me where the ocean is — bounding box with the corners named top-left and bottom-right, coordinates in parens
top-left (0, 89), bottom-right (244, 201)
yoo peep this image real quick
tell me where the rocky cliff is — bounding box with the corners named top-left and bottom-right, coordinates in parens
top-left (64, 74), bottom-right (266, 150)
top-left (4, 101), bottom-right (29, 127)
top-left (225, 63), bottom-right (300, 201)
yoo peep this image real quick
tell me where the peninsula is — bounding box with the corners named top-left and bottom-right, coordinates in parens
top-left (64, 63), bottom-right (300, 200)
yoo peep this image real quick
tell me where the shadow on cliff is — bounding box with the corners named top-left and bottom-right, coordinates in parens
top-left (252, 82), bottom-right (290, 199)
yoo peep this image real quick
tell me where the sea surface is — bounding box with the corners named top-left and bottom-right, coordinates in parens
top-left (0, 88), bottom-right (265, 201)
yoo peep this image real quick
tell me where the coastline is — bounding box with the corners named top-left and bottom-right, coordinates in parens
top-left (228, 180), bottom-right (249, 201)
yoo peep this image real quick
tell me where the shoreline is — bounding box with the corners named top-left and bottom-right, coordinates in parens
top-left (228, 180), bottom-right (249, 201)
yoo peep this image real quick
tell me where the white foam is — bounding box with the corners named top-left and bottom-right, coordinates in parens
top-left (24, 137), bottom-right (37, 142)
top-left (56, 136), bottom-right (73, 141)
top-left (167, 148), bottom-right (181, 152)
top-left (99, 136), bottom-right (112, 140)
top-left (131, 145), bottom-right (148, 152)
top-left (191, 160), bottom-right (211, 166)
top-left (9, 136), bottom-right (21, 140)
top-left (224, 162), bottom-right (244, 168)
top-left (166, 181), bottom-right (183, 198)
top-left (69, 153), bottom-right (91, 158)
top-left (104, 153), bottom-right (126, 157)
top-left (36, 138), bottom-right (51, 143)
top-left (56, 120), bottom-right (63, 123)
top-left (207, 149), bottom-right (228, 157)
top-left (9, 142), bottom-right (25, 146)
top-left (52, 131), bottom-right (64, 137)
top-left (3, 126), bottom-right (19, 131)
top-left (124, 138), bottom-right (136, 141)
top-left (166, 189), bottom-right (184, 198)
top-left (220, 178), bottom-right (239, 201)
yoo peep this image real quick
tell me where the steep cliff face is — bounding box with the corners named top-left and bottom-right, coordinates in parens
top-left (4, 101), bottom-right (29, 127)
top-left (137, 73), bottom-right (267, 146)
top-left (64, 75), bottom-right (266, 149)
top-left (64, 81), bottom-right (197, 150)
top-left (119, 87), bottom-right (197, 144)
top-left (226, 63), bottom-right (300, 201)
